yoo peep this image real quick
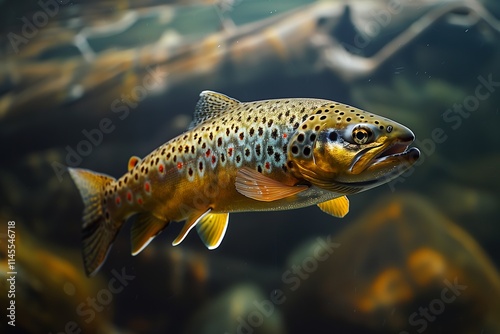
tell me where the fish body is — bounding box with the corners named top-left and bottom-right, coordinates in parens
top-left (69, 91), bottom-right (420, 275)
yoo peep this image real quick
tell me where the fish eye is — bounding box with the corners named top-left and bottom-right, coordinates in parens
top-left (352, 127), bottom-right (371, 145)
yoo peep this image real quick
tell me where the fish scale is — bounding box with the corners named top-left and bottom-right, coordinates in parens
top-left (69, 90), bottom-right (420, 276)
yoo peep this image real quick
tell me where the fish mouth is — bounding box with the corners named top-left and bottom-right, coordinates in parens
top-left (365, 141), bottom-right (420, 173)
top-left (350, 139), bottom-right (419, 175)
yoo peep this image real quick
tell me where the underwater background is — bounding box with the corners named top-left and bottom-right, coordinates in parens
top-left (1, 0), bottom-right (500, 333)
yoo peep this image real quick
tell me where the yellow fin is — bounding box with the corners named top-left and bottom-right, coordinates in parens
top-left (172, 209), bottom-right (211, 246)
top-left (128, 156), bottom-right (141, 171)
top-left (317, 196), bottom-right (350, 218)
top-left (196, 213), bottom-right (229, 250)
top-left (235, 167), bottom-right (308, 202)
top-left (131, 213), bottom-right (169, 256)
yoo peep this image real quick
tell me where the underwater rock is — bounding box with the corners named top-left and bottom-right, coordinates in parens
top-left (282, 193), bottom-right (500, 334)
top-left (185, 284), bottom-right (285, 334)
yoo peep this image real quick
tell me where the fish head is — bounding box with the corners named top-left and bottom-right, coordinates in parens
top-left (288, 103), bottom-right (420, 194)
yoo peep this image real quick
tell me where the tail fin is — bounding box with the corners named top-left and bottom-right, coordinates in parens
top-left (68, 168), bottom-right (121, 276)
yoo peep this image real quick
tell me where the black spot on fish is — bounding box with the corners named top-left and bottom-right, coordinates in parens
top-left (310, 134), bottom-right (316, 141)
top-left (258, 127), bottom-right (264, 136)
top-left (256, 144), bottom-right (261, 156)
top-left (217, 137), bottom-right (223, 147)
top-left (199, 161), bottom-right (204, 171)
top-left (271, 128), bottom-right (278, 140)
top-left (291, 146), bottom-right (299, 154)
top-left (267, 119), bottom-right (273, 127)
top-left (267, 146), bottom-right (274, 155)
top-left (303, 146), bottom-right (311, 156)
top-left (297, 133), bottom-right (305, 143)
top-left (274, 152), bottom-right (280, 162)
top-left (250, 128), bottom-right (255, 136)
top-left (257, 165), bottom-right (263, 173)
top-left (245, 148), bottom-right (250, 157)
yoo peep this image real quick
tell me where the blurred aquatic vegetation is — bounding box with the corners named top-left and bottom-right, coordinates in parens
top-left (282, 193), bottom-right (500, 334)
top-left (0, 224), bottom-right (115, 334)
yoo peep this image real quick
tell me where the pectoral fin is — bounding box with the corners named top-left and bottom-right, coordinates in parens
top-left (196, 212), bottom-right (229, 250)
top-left (235, 167), bottom-right (308, 202)
top-left (131, 213), bottom-right (169, 255)
top-left (172, 209), bottom-right (211, 246)
top-left (317, 196), bottom-right (350, 218)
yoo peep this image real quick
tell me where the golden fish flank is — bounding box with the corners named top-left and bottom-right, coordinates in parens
top-left (69, 91), bottom-right (420, 276)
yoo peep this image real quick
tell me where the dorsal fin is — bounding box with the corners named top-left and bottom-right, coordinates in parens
top-left (189, 91), bottom-right (240, 129)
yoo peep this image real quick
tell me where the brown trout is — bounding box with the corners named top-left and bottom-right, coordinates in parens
top-left (69, 91), bottom-right (420, 275)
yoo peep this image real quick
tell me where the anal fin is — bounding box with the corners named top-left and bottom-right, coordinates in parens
top-left (317, 196), bottom-right (350, 218)
top-left (196, 212), bottom-right (229, 250)
top-left (172, 209), bottom-right (211, 246)
top-left (131, 213), bottom-right (169, 255)
top-left (235, 167), bottom-right (308, 202)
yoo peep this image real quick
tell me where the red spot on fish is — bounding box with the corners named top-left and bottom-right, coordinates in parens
top-left (158, 164), bottom-right (164, 173)
top-left (177, 162), bottom-right (183, 170)
top-left (144, 182), bottom-right (151, 193)
top-left (265, 162), bottom-right (271, 170)
top-left (127, 191), bottom-right (132, 202)
top-left (283, 133), bottom-right (288, 138)
top-left (115, 197), bottom-right (121, 205)
top-left (211, 155), bottom-right (216, 164)
top-left (206, 149), bottom-right (211, 157)
top-left (137, 197), bottom-right (143, 205)
top-left (228, 148), bottom-right (233, 157)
